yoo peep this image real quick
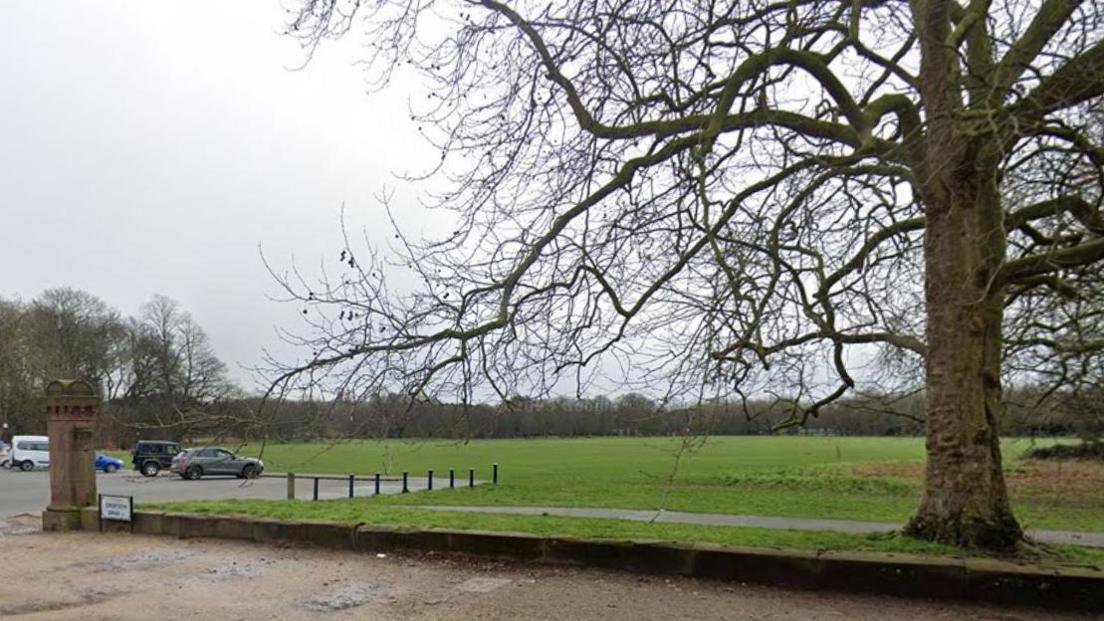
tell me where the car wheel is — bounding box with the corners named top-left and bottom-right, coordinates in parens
top-left (185, 466), bottom-right (203, 481)
top-left (241, 464), bottom-right (257, 479)
top-left (142, 461), bottom-right (161, 477)
top-left (19, 460), bottom-right (34, 472)
top-left (104, 463), bottom-right (118, 474)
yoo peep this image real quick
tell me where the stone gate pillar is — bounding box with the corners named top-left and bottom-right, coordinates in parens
top-left (42, 379), bottom-right (99, 531)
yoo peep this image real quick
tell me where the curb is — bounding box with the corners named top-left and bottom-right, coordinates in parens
top-left (83, 508), bottom-right (1103, 611)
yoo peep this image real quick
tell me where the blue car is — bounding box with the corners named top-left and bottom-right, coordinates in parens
top-left (95, 453), bottom-right (124, 473)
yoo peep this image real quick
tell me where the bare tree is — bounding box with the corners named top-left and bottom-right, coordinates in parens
top-left (121, 295), bottom-right (237, 435)
top-left (25, 288), bottom-right (127, 396)
top-left (272, 0), bottom-right (1104, 548)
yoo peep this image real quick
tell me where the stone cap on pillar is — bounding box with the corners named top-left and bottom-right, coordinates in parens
top-left (45, 379), bottom-right (100, 420)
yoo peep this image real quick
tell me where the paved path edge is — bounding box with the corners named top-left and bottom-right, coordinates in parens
top-left (412, 505), bottom-right (1104, 549)
top-left (80, 508), bottom-right (1104, 611)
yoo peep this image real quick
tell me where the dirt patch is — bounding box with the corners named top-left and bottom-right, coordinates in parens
top-left (0, 531), bottom-right (1092, 621)
top-left (0, 513), bottom-right (41, 537)
top-left (299, 582), bottom-right (390, 611)
top-left (69, 550), bottom-right (198, 573)
top-left (853, 460), bottom-right (1104, 506)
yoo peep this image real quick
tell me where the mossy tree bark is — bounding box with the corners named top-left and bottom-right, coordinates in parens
top-left (904, 158), bottom-right (1023, 548)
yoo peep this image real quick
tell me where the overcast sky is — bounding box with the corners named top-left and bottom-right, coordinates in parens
top-left (1, 1), bottom-right (441, 389)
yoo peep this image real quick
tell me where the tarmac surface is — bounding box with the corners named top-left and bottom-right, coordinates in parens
top-left (0, 468), bottom-right (432, 518)
top-left (0, 521), bottom-right (1095, 620)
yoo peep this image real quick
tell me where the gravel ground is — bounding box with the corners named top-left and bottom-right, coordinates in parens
top-left (0, 520), bottom-right (1095, 620)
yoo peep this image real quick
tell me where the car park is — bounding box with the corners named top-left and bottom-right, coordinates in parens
top-left (171, 447), bottom-right (263, 480)
top-left (10, 435), bottom-right (49, 471)
top-left (95, 453), bottom-right (124, 473)
top-left (131, 440), bottom-right (183, 477)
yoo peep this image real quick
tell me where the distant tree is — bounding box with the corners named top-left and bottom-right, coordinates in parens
top-left (120, 295), bottom-right (237, 437)
top-left (25, 288), bottom-right (126, 395)
top-left (0, 298), bottom-right (37, 432)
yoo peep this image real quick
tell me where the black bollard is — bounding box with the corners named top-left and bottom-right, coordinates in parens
top-left (313, 477), bottom-right (319, 501)
top-left (493, 463), bottom-right (499, 485)
top-left (449, 468), bottom-right (455, 489)
top-left (427, 469), bottom-right (434, 491)
top-left (374, 472), bottom-right (381, 495)
top-left (348, 474), bottom-right (355, 498)
top-left (468, 468), bottom-right (475, 488)
top-left (402, 471), bottom-right (409, 493)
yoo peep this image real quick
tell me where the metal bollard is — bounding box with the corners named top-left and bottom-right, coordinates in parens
top-left (402, 471), bottom-right (409, 493)
top-left (313, 477), bottom-right (320, 501)
top-left (374, 472), bottom-right (381, 495)
top-left (449, 468), bottom-right (455, 489)
top-left (348, 474), bottom-right (355, 499)
top-left (468, 468), bottom-right (475, 488)
top-left (287, 472), bottom-right (296, 500)
top-left (493, 463), bottom-right (499, 485)
top-left (427, 469), bottom-right (434, 491)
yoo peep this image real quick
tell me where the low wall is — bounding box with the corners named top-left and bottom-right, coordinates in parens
top-left (83, 508), bottom-right (1103, 611)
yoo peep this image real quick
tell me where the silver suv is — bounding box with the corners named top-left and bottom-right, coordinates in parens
top-left (171, 447), bottom-right (263, 480)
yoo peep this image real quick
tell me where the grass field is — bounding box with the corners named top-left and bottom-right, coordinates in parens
top-left (146, 436), bottom-right (1104, 561)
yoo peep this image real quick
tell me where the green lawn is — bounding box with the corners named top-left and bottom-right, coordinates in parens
top-left (211, 436), bottom-right (1098, 532)
top-left (141, 436), bottom-right (1104, 562)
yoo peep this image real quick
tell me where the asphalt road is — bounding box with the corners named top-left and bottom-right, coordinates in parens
top-left (0, 468), bottom-right (429, 518)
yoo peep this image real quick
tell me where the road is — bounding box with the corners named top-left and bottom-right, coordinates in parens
top-left (0, 527), bottom-right (1091, 620)
top-left (0, 468), bottom-right (431, 518)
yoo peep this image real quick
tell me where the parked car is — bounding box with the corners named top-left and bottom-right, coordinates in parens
top-left (171, 447), bottom-right (263, 480)
top-left (95, 453), bottom-right (125, 473)
top-left (131, 440), bottom-right (182, 477)
top-left (10, 435), bottom-right (49, 471)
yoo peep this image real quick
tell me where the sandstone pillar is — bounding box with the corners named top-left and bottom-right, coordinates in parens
top-left (42, 379), bottom-right (99, 531)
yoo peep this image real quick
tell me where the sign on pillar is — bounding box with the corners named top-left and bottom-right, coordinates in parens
top-left (42, 379), bottom-right (99, 532)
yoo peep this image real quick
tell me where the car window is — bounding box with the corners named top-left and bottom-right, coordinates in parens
top-left (215, 449), bottom-right (234, 459)
top-left (196, 448), bottom-right (216, 458)
top-left (19, 441), bottom-right (48, 451)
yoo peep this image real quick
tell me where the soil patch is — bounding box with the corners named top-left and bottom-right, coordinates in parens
top-left (853, 460), bottom-right (1104, 505)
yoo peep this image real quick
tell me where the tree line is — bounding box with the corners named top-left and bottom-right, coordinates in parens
top-left (0, 288), bottom-right (239, 446)
top-left (237, 389), bottom-right (1101, 445)
top-left (2, 288), bottom-right (1099, 449)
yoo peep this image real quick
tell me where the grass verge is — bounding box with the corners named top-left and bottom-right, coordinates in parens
top-left (196, 437), bottom-right (1103, 532)
top-left (142, 498), bottom-right (1104, 566)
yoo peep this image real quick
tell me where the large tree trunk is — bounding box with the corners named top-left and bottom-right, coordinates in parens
top-left (904, 160), bottom-right (1023, 549)
top-left (904, 0), bottom-right (1023, 550)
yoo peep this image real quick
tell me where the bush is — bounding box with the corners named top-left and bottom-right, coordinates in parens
top-left (1025, 441), bottom-right (1104, 461)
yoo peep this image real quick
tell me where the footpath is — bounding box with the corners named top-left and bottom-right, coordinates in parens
top-left (417, 505), bottom-right (1104, 548)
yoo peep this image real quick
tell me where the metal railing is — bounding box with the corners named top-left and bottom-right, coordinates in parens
top-left (268, 463), bottom-right (499, 501)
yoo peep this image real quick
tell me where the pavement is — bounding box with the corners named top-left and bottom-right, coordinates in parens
top-left (0, 526), bottom-right (1093, 620)
top-left (0, 468), bottom-right (438, 519)
top-left (417, 505), bottom-right (1104, 549)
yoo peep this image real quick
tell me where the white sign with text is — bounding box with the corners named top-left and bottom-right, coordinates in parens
top-left (99, 495), bottom-right (133, 522)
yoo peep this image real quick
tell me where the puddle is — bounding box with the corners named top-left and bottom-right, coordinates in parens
top-left (299, 582), bottom-right (389, 612)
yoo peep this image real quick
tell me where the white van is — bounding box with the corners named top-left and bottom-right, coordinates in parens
top-left (10, 435), bottom-right (49, 471)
